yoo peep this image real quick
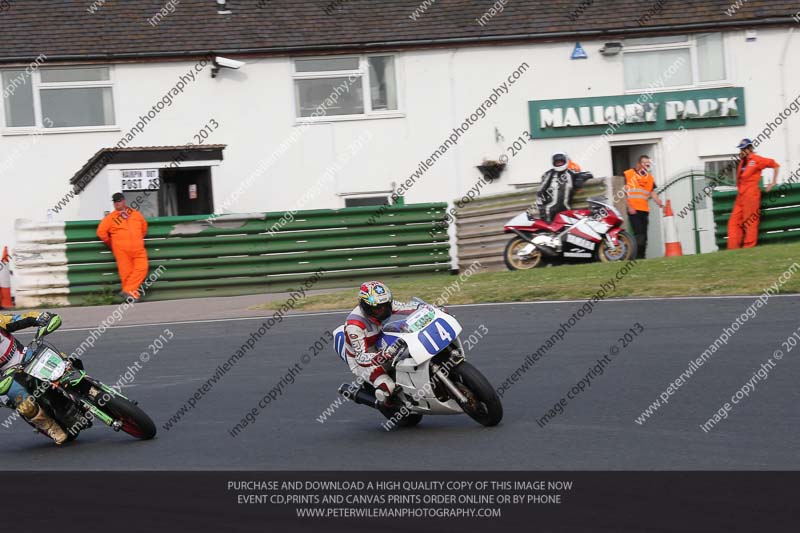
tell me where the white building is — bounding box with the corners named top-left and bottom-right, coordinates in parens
top-left (1, 0), bottom-right (798, 259)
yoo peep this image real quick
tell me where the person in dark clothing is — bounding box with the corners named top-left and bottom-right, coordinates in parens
top-left (536, 152), bottom-right (582, 222)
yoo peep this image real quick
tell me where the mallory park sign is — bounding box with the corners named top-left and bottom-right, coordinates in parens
top-left (528, 87), bottom-right (745, 138)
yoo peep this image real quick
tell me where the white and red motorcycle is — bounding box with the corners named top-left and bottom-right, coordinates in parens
top-left (332, 298), bottom-right (503, 428)
top-left (503, 198), bottom-right (636, 270)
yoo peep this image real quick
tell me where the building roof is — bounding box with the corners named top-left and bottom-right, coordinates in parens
top-left (0, 0), bottom-right (797, 64)
top-left (70, 145), bottom-right (226, 186)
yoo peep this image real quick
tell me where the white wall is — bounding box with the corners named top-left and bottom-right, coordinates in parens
top-left (1, 27), bottom-right (798, 258)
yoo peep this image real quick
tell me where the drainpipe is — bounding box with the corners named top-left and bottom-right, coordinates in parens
top-left (448, 48), bottom-right (461, 271)
top-left (778, 27), bottom-right (795, 182)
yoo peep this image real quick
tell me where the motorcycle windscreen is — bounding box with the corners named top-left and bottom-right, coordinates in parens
top-left (383, 307), bottom-right (435, 334)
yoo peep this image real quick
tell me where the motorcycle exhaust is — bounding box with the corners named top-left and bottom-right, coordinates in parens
top-left (509, 228), bottom-right (535, 244)
top-left (509, 229), bottom-right (559, 258)
top-left (531, 243), bottom-right (558, 258)
top-left (338, 383), bottom-right (380, 410)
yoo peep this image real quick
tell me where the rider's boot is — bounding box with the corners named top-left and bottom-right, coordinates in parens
top-left (16, 397), bottom-right (67, 445)
top-left (373, 376), bottom-right (400, 408)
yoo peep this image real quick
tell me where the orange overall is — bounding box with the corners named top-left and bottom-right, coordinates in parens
top-left (96, 208), bottom-right (149, 298)
top-left (727, 154), bottom-right (779, 249)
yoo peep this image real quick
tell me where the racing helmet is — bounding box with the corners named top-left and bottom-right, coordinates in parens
top-left (358, 281), bottom-right (393, 321)
top-left (552, 151), bottom-right (569, 172)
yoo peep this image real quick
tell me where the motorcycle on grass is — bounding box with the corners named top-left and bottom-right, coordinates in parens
top-left (503, 198), bottom-right (636, 270)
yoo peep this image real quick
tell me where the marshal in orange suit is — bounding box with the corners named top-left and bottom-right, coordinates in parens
top-left (727, 138), bottom-right (780, 249)
top-left (96, 192), bottom-right (149, 300)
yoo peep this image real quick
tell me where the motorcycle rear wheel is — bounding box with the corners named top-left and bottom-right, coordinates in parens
top-left (101, 395), bottom-right (157, 439)
top-left (596, 230), bottom-right (637, 263)
top-left (504, 236), bottom-right (543, 270)
top-left (450, 362), bottom-right (503, 427)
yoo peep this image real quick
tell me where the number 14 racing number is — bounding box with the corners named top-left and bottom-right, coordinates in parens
top-left (418, 318), bottom-right (457, 354)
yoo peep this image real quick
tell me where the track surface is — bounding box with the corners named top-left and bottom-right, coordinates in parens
top-left (2, 296), bottom-right (798, 470)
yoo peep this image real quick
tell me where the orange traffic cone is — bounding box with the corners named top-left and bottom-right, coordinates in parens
top-left (662, 200), bottom-right (683, 257)
top-left (0, 247), bottom-right (12, 309)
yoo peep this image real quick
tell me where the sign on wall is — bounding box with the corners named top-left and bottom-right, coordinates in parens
top-left (119, 169), bottom-right (161, 191)
top-left (528, 87), bottom-right (746, 138)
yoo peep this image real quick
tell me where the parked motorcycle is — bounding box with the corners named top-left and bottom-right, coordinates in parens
top-left (503, 198), bottom-right (636, 270)
top-left (2, 315), bottom-right (156, 443)
top-left (332, 298), bottom-right (502, 428)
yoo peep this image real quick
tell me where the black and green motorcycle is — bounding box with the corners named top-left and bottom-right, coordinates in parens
top-left (0, 315), bottom-right (156, 442)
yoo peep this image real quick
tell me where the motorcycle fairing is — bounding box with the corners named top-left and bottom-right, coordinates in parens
top-left (393, 358), bottom-right (463, 414)
top-left (504, 209), bottom-right (593, 233)
top-left (379, 314), bottom-right (462, 366)
top-left (333, 326), bottom-right (347, 363)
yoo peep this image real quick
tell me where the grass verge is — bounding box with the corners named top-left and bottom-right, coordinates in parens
top-left (251, 242), bottom-right (800, 312)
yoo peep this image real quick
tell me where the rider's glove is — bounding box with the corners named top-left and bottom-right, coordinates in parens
top-left (36, 312), bottom-right (53, 327)
top-left (376, 341), bottom-right (404, 369)
top-left (374, 350), bottom-right (394, 371)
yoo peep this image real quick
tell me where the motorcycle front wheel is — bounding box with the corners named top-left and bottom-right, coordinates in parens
top-left (596, 230), bottom-right (637, 263)
top-left (450, 362), bottom-right (503, 427)
top-left (101, 395), bottom-right (157, 439)
top-left (503, 236), bottom-right (543, 271)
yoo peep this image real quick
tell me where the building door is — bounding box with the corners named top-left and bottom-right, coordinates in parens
top-left (610, 143), bottom-right (663, 258)
top-left (159, 167), bottom-right (214, 216)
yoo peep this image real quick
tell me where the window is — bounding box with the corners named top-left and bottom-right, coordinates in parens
top-left (704, 159), bottom-right (736, 186)
top-left (2, 66), bottom-right (115, 129)
top-left (623, 33), bottom-right (726, 91)
top-left (344, 196), bottom-right (390, 207)
top-left (293, 55), bottom-right (398, 119)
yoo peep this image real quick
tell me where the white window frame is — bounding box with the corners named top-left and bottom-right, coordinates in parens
top-left (622, 33), bottom-right (731, 94)
top-left (292, 54), bottom-right (404, 124)
top-left (1, 65), bottom-right (119, 135)
top-left (701, 156), bottom-right (739, 185)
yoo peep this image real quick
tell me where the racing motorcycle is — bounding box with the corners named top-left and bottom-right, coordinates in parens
top-left (2, 315), bottom-right (156, 443)
top-left (332, 298), bottom-right (502, 428)
top-left (503, 198), bottom-right (636, 270)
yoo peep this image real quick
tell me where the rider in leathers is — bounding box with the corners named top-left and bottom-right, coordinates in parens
top-left (343, 281), bottom-right (418, 405)
top-left (0, 312), bottom-right (68, 444)
top-left (536, 151), bottom-right (582, 223)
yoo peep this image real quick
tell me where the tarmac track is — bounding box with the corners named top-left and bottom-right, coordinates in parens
top-left (2, 295), bottom-right (798, 470)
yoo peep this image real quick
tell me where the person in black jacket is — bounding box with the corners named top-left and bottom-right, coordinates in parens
top-left (536, 151), bottom-right (591, 222)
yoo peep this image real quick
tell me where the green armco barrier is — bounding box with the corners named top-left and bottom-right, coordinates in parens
top-left (65, 226), bottom-right (446, 263)
top-left (61, 204), bottom-right (446, 241)
top-left (712, 183), bottom-right (800, 248)
top-left (49, 203), bottom-right (450, 305)
top-left (67, 264), bottom-right (449, 303)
